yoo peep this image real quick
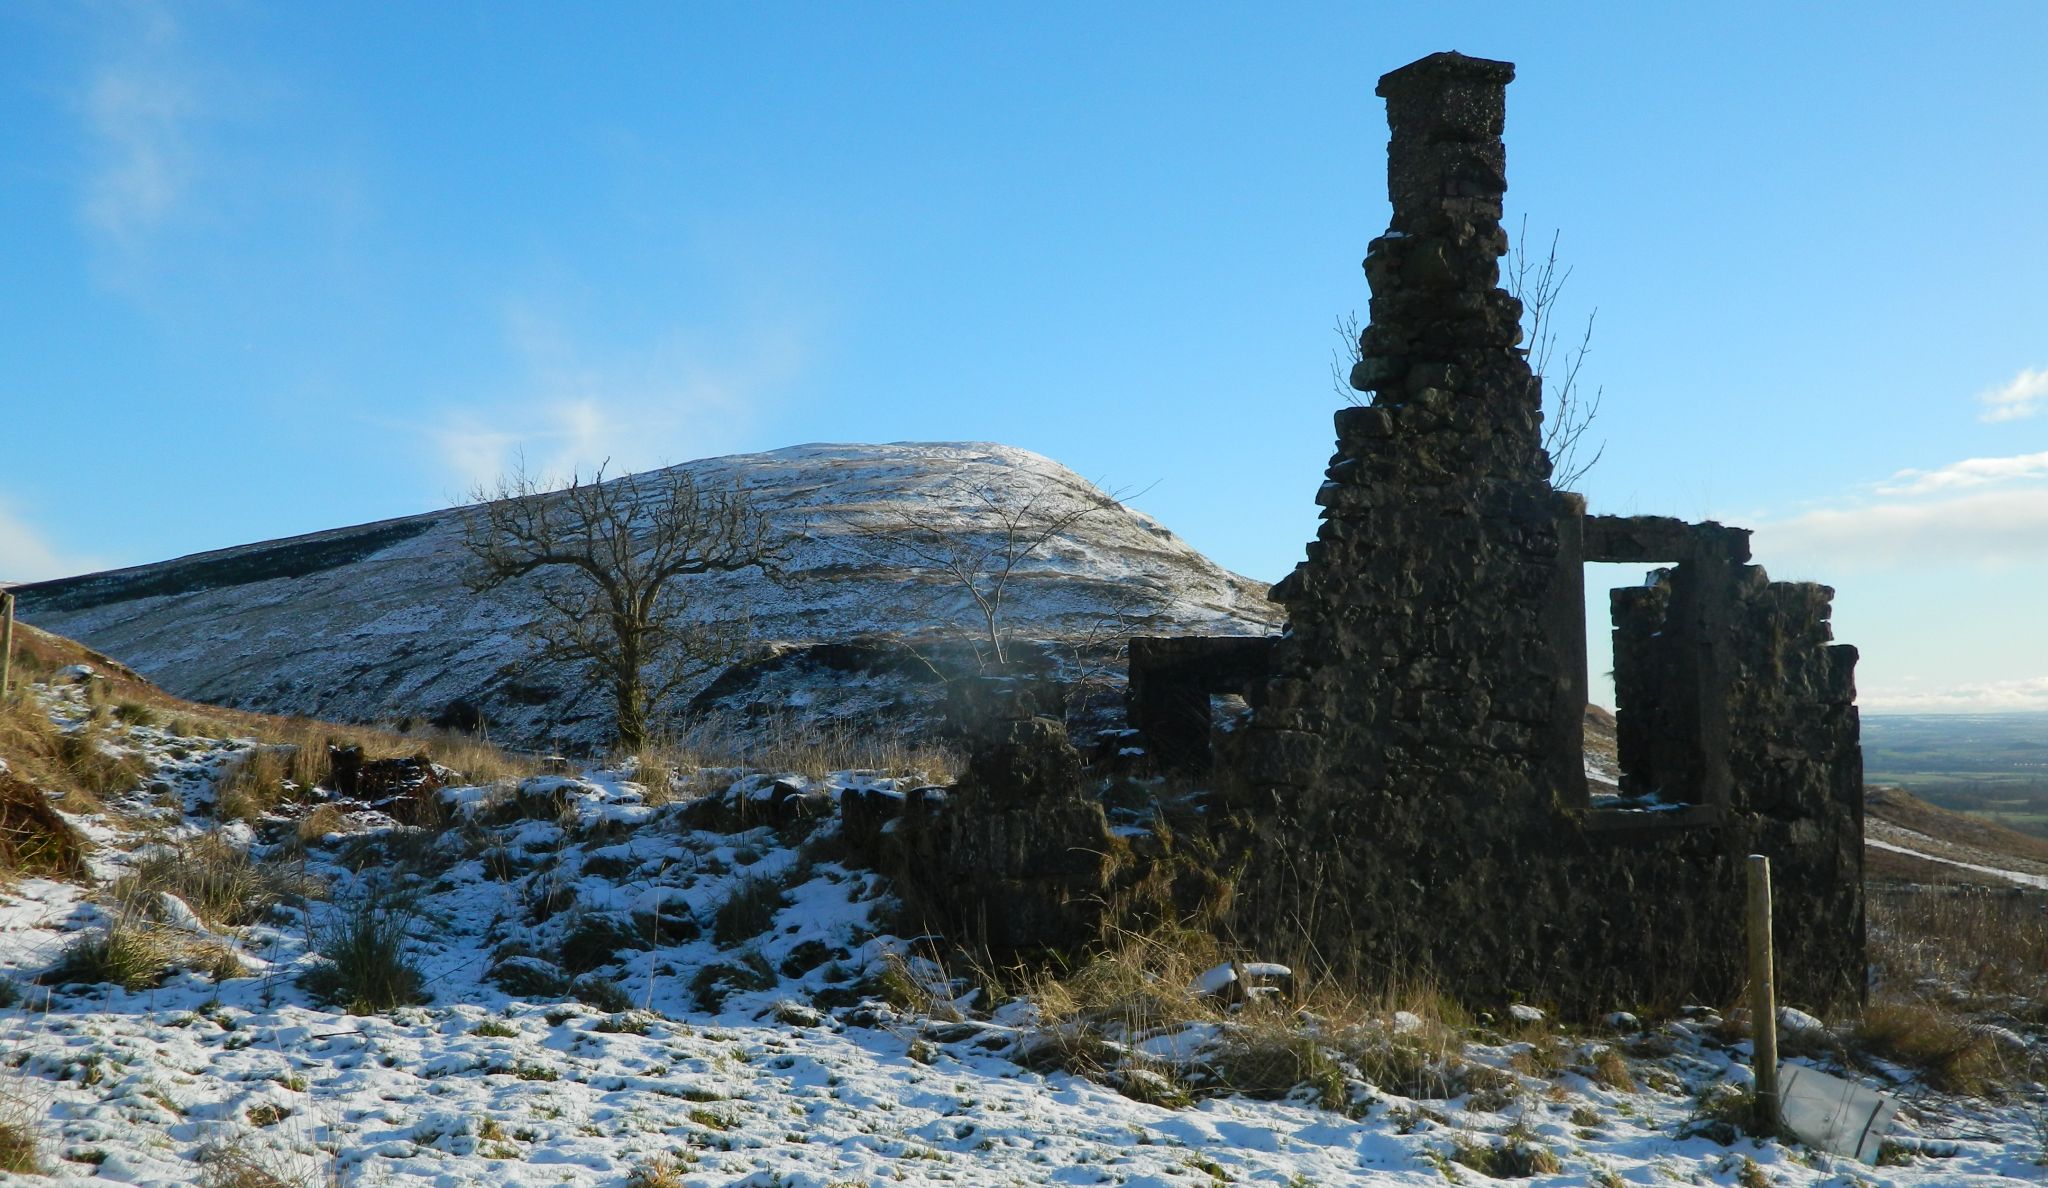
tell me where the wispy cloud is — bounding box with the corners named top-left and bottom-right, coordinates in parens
top-left (430, 399), bottom-right (626, 494)
top-left (1979, 365), bottom-right (2048, 423)
top-left (1755, 486), bottom-right (2048, 572)
top-left (1877, 450), bottom-right (2048, 496)
top-left (80, 3), bottom-right (195, 245)
top-left (1860, 675), bottom-right (2048, 714)
top-left (1749, 450), bottom-right (2048, 713)
top-left (426, 304), bottom-right (810, 493)
top-left (0, 499), bottom-right (102, 584)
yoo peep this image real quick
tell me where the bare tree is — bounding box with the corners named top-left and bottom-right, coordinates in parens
top-left (1331, 219), bottom-right (1606, 488)
top-left (462, 462), bottom-right (782, 752)
top-left (841, 475), bottom-right (1123, 672)
top-left (1505, 220), bottom-right (1604, 489)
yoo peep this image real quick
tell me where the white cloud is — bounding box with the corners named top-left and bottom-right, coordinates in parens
top-left (1860, 676), bottom-right (2048, 714)
top-left (1877, 450), bottom-right (2048, 496)
top-left (80, 5), bottom-right (195, 243)
top-left (430, 414), bottom-right (526, 494)
top-left (430, 400), bottom-right (631, 494)
top-left (1753, 449), bottom-right (2048, 714)
top-left (425, 305), bottom-right (810, 492)
top-left (1979, 366), bottom-right (2048, 423)
top-left (1753, 486), bottom-right (2048, 572)
top-left (0, 500), bottom-right (102, 584)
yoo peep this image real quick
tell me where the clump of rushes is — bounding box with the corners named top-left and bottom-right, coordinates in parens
top-left (300, 894), bottom-right (428, 1014)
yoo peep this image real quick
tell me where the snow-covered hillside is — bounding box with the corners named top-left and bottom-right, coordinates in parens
top-left (5, 672), bottom-right (2044, 1186)
top-left (14, 443), bottom-right (1278, 750)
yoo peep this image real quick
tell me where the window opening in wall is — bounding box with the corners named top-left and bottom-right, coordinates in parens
top-left (1585, 555), bottom-right (1726, 826)
top-left (1583, 561), bottom-right (1651, 807)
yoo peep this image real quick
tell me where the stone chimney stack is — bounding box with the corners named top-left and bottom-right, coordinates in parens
top-left (1347, 51), bottom-right (1544, 479)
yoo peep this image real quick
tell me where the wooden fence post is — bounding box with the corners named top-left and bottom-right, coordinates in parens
top-left (1, 590), bottom-right (15, 702)
top-left (1748, 853), bottom-right (1780, 1132)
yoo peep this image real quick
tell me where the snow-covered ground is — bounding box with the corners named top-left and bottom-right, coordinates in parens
top-left (3, 681), bottom-right (2046, 1186)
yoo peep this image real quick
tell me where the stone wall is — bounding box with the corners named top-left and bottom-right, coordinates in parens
top-left (870, 715), bottom-right (1236, 955)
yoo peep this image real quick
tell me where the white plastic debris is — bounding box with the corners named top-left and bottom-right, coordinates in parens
top-left (1776, 1063), bottom-right (1898, 1164)
top-left (1776, 1006), bottom-right (1826, 1036)
top-left (1508, 1003), bottom-right (1545, 1025)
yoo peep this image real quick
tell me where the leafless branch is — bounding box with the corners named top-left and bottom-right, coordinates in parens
top-left (1506, 218), bottom-right (1606, 489)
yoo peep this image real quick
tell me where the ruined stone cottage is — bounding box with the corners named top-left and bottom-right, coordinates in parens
top-left (1133, 52), bottom-right (1865, 1015)
top-left (884, 51), bottom-right (1862, 1018)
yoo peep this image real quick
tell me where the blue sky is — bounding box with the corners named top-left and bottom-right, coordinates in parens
top-left (2, 2), bottom-right (2044, 712)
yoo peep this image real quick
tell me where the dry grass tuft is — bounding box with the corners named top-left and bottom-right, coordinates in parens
top-left (56, 905), bottom-right (183, 991)
top-left (57, 721), bottom-right (146, 802)
top-left (1587, 1044), bottom-right (1634, 1092)
top-left (1860, 886), bottom-right (2046, 1096)
top-left (196, 1132), bottom-right (334, 1188)
top-left (1018, 926), bottom-right (1223, 1049)
top-left (114, 833), bottom-right (321, 928)
top-left (624, 748), bottom-right (683, 807)
top-left (0, 692), bottom-right (131, 810)
top-left (216, 747), bottom-right (299, 823)
top-left (1854, 998), bottom-right (2014, 1096)
top-left (294, 803), bottom-right (351, 846)
top-left (404, 728), bottom-right (538, 786)
top-left (0, 771), bottom-right (90, 879)
top-left (1208, 1021), bottom-right (1347, 1109)
top-left (645, 715), bottom-right (961, 788)
top-left (1448, 1127), bottom-right (1563, 1179)
top-left (624, 1154), bottom-right (688, 1188)
top-left (3, 624), bottom-right (535, 808)
top-left (1002, 929), bottom-right (1471, 1113)
top-left (0, 1089), bottom-right (41, 1176)
top-left (1262, 976), bottom-right (1475, 1102)
top-left (711, 871), bottom-right (789, 946)
top-left (1869, 888), bottom-right (2048, 1003)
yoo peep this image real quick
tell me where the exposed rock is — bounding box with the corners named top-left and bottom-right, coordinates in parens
top-left (883, 716), bottom-right (1113, 950)
top-left (326, 746), bottom-right (445, 825)
top-left (432, 698), bottom-right (487, 735)
top-left (1126, 635), bottom-right (1277, 771)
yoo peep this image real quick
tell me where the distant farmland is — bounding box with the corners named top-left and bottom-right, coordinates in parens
top-left (1864, 712), bottom-right (2048, 838)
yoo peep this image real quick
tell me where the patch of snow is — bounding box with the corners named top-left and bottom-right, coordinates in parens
top-left (1868, 837), bottom-right (2048, 889)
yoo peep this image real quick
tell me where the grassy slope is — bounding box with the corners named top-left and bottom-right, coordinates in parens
top-left (0, 621), bottom-right (532, 809)
top-left (1865, 782), bottom-right (2048, 885)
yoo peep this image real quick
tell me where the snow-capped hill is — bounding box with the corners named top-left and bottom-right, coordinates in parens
top-left (14, 442), bottom-right (1278, 748)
